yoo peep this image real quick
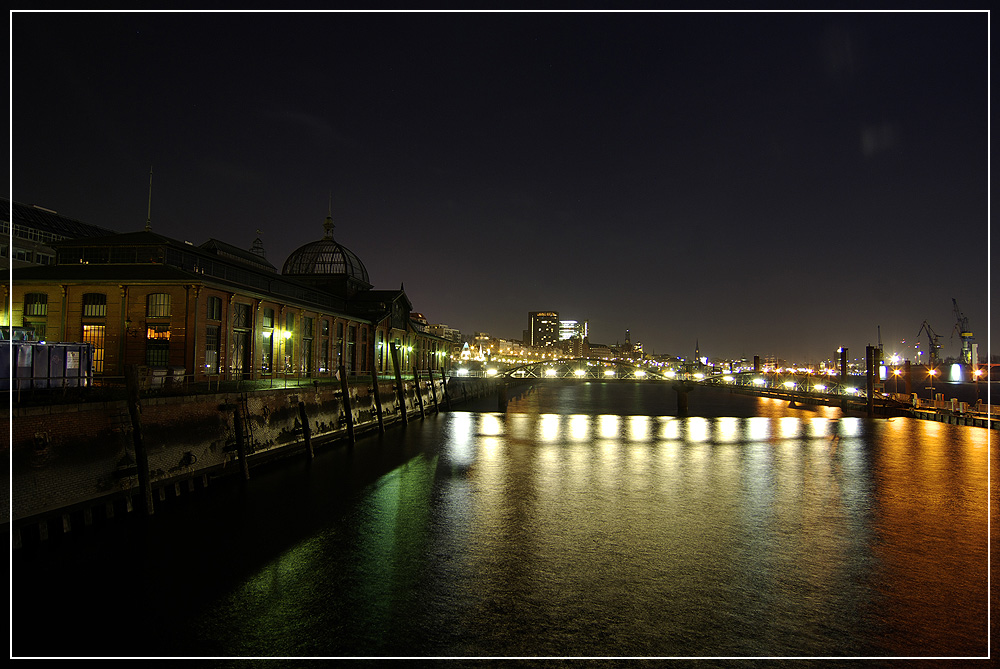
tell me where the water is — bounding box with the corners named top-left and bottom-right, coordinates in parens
top-left (12, 383), bottom-right (992, 660)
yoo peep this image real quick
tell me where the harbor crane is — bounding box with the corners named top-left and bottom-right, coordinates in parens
top-left (917, 320), bottom-right (942, 366)
top-left (951, 298), bottom-right (974, 365)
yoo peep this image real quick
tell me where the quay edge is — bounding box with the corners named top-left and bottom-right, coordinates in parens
top-left (7, 375), bottom-right (503, 549)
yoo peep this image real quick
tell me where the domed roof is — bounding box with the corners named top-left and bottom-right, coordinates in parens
top-left (281, 213), bottom-right (370, 285)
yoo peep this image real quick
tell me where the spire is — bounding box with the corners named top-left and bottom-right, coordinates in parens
top-left (323, 193), bottom-right (334, 239)
top-left (144, 166), bottom-right (153, 232)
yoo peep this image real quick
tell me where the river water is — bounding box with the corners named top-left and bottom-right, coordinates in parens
top-left (12, 382), bottom-right (993, 661)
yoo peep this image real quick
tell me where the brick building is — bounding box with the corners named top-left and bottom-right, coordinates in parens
top-left (7, 208), bottom-right (450, 380)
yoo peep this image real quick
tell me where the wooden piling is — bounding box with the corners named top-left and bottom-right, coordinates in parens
top-left (339, 364), bottom-right (356, 444)
top-left (414, 368), bottom-right (426, 418)
top-left (440, 367), bottom-right (451, 410)
top-left (124, 364), bottom-right (155, 516)
top-left (391, 344), bottom-right (407, 424)
top-left (370, 367), bottom-right (385, 433)
top-left (298, 401), bottom-right (314, 460)
top-left (428, 368), bottom-right (439, 413)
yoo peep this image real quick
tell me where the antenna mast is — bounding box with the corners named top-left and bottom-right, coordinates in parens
top-left (144, 166), bottom-right (153, 232)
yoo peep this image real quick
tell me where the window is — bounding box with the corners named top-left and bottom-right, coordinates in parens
top-left (82, 293), bottom-right (107, 318)
top-left (146, 324), bottom-right (171, 366)
top-left (205, 325), bottom-right (220, 374)
top-left (233, 303), bottom-right (250, 329)
top-left (82, 324), bottom-right (105, 373)
top-left (286, 312), bottom-right (295, 333)
top-left (262, 308), bottom-right (274, 329)
top-left (147, 293), bottom-right (171, 318)
top-left (321, 319), bottom-right (329, 337)
top-left (24, 293), bottom-right (48, 317)
top-left (207, 296), bottom-right (222, 321)
top-left (304, 317), bottom-right (314, 338)
top-left (261, 332), bottom-right (273, 374)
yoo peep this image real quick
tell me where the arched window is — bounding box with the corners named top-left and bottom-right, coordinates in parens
top-left (146, 293), bottom-right (171, 318)
top-left (82, 293), bottom-right (107, 318)
top-left (23, 293), bottom-right (47, 317)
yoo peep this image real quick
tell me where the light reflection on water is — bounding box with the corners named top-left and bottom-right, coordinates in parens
top-left (196, 401), bottom-right (989, 658)
top-left (13, 387), bottom-right (990, 660)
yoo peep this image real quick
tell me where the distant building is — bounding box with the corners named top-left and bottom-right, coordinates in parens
top-left (426, 323), bottom-right (461, 343)
top-left (528, 311), bottom-right (559, 348)
top-left (585, 341), bottom-right (615, 359)
top-left (559, 319), bottom-right (588, 341)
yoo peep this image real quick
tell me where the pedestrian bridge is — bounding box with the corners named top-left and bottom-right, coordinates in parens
top-left (498, 358), bottom-right (669, 380)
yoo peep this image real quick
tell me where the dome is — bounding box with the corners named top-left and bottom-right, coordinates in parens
top-left (281, 213), bottom-right (370, 286)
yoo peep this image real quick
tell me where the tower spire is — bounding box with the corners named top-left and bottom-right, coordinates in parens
top-left (323, 192), bottom-right (335, 239)
top-left (144, 166), bottom-right (153, 232)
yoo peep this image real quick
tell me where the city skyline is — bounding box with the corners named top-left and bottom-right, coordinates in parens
top-left (10, 10), bottom-right (989, 362)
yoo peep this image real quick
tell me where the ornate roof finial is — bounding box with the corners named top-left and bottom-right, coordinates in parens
top-left (323, 193), bottom-right (335, 240)
top-left (250, 228), bottom-right (266, 258)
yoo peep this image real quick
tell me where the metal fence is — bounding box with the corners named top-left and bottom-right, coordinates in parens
top-left (7, 367), bottom-right (451, 406)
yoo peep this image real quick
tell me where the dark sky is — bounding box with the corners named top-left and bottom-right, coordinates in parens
top-left (10, 11), bottom-right (989, 364)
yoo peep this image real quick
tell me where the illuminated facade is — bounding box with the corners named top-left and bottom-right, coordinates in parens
top-left (559, 319), bottom-right (588, 341)
top-left (7, 208), bottom-right (450, 379)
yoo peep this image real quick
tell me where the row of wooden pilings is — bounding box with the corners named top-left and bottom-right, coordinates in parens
top-left (121, 343), bottom-right (470, 518)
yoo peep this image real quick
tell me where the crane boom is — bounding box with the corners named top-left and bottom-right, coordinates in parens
top-left (917, 320), bottom-right (941, 365)
top-left (951, 298), bottom-right (974, 364)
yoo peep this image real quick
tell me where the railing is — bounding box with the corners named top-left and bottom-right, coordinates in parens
top-left (8, 368), bottom-right (452, 406)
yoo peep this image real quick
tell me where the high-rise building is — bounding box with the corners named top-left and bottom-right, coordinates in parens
top-left (559, 319), bottom-right (588, 341)
top-left (528, 311), bottom-right (559, 347)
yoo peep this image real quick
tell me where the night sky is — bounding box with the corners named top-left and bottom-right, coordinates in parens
top-left (10, 11), bottom-right (989, 364)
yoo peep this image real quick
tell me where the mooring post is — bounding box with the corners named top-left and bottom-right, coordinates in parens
top-left (233, 404), bottom-right (251, 481)
top-left (339, 364), bottom-right (356, 444)
top-left (124, 364), bottom-right (154, 516)
top-left (672, 379), bottom-right (692, 416)
top-left (298, 401), bottom-right (314, 460)
top-left (440, 367), bottom-right (451, 410)
top-left (866, 345), bottom-right (875, 418)
top-left (391, 343), bottom-right (407, 424)
top-left (428, 367), bottom-right (440, 413)
top-left (370, 366), bottom-right (385, 433)
top-left (413, 367), bottom-right (426, 417)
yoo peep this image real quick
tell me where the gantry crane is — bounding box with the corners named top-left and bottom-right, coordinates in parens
top-left (917, 320), bottom-right (942, 366)
top-left (951, 298), bottom-right (974, 365)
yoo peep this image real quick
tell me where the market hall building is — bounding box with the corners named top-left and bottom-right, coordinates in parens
top-left (7, 206), bottom-right (451, 381)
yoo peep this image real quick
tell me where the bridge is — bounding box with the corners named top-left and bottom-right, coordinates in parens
top-left (497, 357), bottom-right (669, 380)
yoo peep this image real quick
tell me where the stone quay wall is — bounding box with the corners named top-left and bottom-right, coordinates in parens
top-left (7, 374), bottom-right (499, 546)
